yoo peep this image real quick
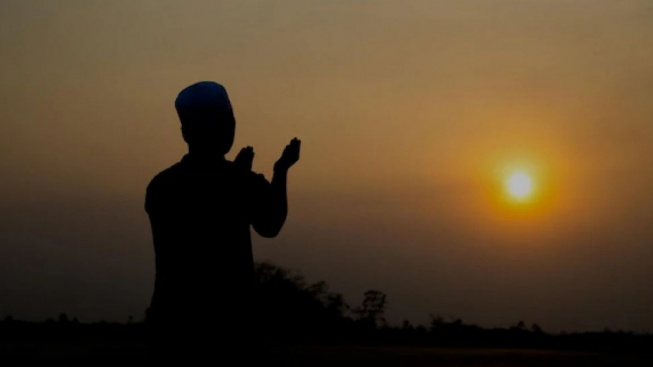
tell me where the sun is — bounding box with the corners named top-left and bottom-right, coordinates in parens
top-left (506, 172), bottom-right (533, 200)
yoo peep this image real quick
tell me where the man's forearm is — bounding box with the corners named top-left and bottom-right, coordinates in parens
top-left (270, 167), bottom-right (289, 232)
top-left (258, 136), bottom-right (298, 237)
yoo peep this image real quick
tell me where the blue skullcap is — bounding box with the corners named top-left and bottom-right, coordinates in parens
top-left (175, 81), bottom-right (233, 125)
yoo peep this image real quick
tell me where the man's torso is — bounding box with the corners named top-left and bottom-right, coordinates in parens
top-left (145, 155), bottom-right (264, 319)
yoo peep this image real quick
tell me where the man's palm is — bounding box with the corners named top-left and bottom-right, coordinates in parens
top-left (234, 146), bottom-right (254, 171)
top-left (275, 138), bottom-right (301, 172)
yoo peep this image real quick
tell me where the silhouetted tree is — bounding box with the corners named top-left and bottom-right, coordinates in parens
top-left (429, 314), bottom-right (445, 332)
top-left (511, 320), bottom-right (526, 331)
top-left (532, 323), bottom-right (544, 334)
top-left (402, 320), bottom-right (414, 330)
top-left (353, 290), bottom-right (387, 329)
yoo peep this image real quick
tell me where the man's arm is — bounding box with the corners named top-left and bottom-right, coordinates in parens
top-left (248, 138), bottom-right (301, 238)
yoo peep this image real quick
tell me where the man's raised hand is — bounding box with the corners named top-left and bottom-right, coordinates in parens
top-left (274, 138), bottom-right (301, 172)
top-left (234, 146), bottom-right (254, 171)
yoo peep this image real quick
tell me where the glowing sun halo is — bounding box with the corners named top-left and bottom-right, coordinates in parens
top-left (506, 172), bottom-right (533, 200)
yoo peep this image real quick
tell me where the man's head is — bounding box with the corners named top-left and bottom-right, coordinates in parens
top-left (175, 81), bottom-right (235, 155)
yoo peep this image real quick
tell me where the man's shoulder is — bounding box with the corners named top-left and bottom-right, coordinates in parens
top-left (145, 162), bottom-right (185, 213)
top-left (147, 162), bottom-right (184, 192)
top-left (221, 160), bottom-right (269, 185)
top-left (145, 158), bottom-right (269, 196)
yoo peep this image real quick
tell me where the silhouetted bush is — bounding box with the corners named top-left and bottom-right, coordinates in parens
top-left (2, 261), bottom-right (653, 354)
top-left (253, 261), bottom-right (354, 343)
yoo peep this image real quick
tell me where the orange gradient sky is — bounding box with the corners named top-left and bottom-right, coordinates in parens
top-left (1, 1), bottom-right (653, 331)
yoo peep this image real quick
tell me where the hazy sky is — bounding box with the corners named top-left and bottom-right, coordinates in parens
top-left (1, 0), bottom-right (653, 332)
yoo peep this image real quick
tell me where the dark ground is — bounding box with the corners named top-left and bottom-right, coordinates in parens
top-left (3, 341), bottom-right (653, 366)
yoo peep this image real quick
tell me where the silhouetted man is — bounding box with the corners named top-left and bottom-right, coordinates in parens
top-left (144, 81), bottom-right (300, 363)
